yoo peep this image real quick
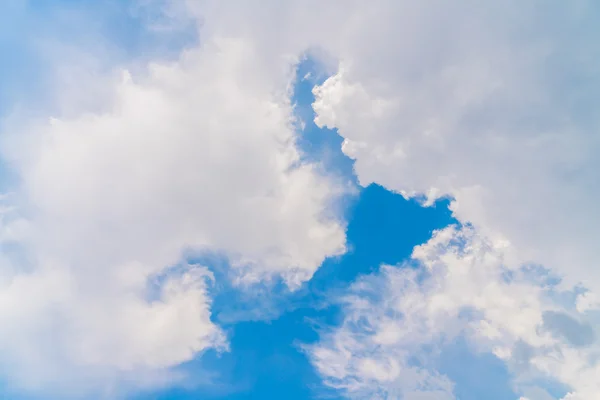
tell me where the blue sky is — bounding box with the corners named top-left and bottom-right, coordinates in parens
top-left (132, 60), bottom-right (459, 400)
top-left (0, 2), bottom-right (598, 400)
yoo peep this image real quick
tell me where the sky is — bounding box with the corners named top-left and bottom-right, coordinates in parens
top-left (0, 1), bottom-right (599, 400)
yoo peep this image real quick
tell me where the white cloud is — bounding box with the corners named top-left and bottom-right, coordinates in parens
top-left (177, 0), bottom-right (600, 298)
top-left (146, 2), bottom-right (600, 398)
top-left (0, 14), bottom-right (347, 397)
top-left (291, 3), bottom-right (600, 395)
top-left (2, 0), bottom-right (600, 397)
top-left (164, 4), bottom-right (600, 395)
top-left (308, 1), bottom-right (600, 297)
top-left (309, 225), bottom-right (600, 399)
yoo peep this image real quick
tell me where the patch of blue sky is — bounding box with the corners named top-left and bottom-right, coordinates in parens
top-left (293, 56), bottom-right (356, 184)
top-left (140, 59), bottom-right (456, 400)
top-left (0, 5), bottom-right (535, 397)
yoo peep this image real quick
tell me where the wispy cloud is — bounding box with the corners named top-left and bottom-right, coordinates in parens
top-left (309, 225), bottom-right (599, 399)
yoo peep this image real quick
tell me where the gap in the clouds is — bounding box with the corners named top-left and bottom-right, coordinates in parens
top-left (142, 198), bottom-right (455, 400)
top-left (292, 55), bottom-right (356, 183)
top-left (139, 57), bottom-right (455, 400)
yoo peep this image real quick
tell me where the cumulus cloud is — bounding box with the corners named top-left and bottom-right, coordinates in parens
top-left (309, 0), bottom-right (600, 297)
top-left (3, 0), bottom-right (600, 397)
top-left (309, 225), bottom-right (600, 399)
top-left (296, 3), bottom-right (600, 395)
top-left (183, 0), bottom-right (600, 301)
top-left (0, 8), bottom-right (346, 396)
top-left (170, 4), bottom-right (600, 395)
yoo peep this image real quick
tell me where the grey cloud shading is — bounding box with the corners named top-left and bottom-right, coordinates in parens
top-left (542, 311), bottom-right (595, 348)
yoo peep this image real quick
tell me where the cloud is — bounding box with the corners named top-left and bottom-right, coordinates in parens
top-left (291, 4), bottom-right (600, 394)
top-left (308, 225), bottom-right (600, 399)
top-left (179, 0), bottom-right (600, 303)
top-left (2, 0), bottom-right (600, 397)
top-left (308, 0), bottom-right (600, 298)
top-left (126, 2), bottom-right (600, 398)
top-left (167, 4), bottom-right (600, 396)
top-left (0, 10), bottom-right (347, 397)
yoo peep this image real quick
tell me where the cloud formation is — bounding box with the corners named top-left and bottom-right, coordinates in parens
top-left (186, 0), bottom-right (600, 297)
top-left (0, 12), bottom-right (346, 397)
top-left (310, 0), bottom-right (600, 295)
top-left (309, 226), bottom-right (600, 399)
top-left (301, 3), bottom-right (600, 395)
top-left (1, 1), bottom-right (599, 398)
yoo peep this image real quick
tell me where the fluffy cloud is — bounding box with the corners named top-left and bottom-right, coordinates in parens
top-left (2, 0), bottom-right (599, 397)
top-left (299, 4), bottom-right (600, 395)
top-left (172, 4), bottom-right (600, 396)
top-left (183, 0), bottom-right (600, 299)
top-left (309, 225), bottom-right (600, 399)
top-left (309, 0), bottom-right (600, 296)
top-left (0, 14), bottom-right (346, 397)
